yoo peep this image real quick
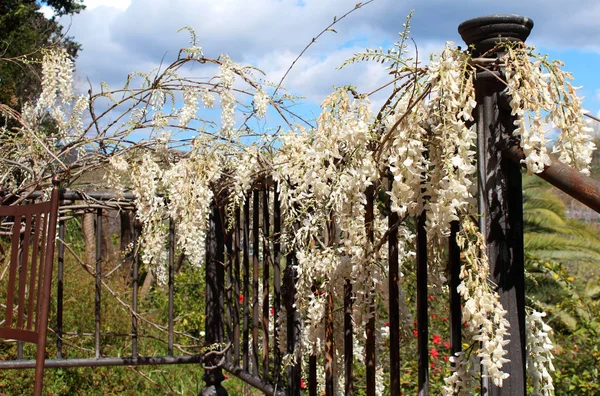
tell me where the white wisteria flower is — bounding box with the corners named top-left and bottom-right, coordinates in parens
top-left (254, 88), bottom-right (269, 118)
top-left (526, 310), bottom-right (555, 396)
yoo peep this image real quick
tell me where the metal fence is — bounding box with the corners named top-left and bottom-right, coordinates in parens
top-left (205, 14), bottom-right (600, 396)
top-left (0, 189), bottom-right (205, 371)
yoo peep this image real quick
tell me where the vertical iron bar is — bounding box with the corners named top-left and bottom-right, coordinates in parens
top-left (202, 204), bottom-right (227, 394)
top-left (262, 188), bottom-right (270, 382)
top-left (449, 221), bottom-right (462, 356)
top-left (56, 217), bottom-right (65, 359)
top-left (344, 279), bottom-right (353, 396)
top-left (416, 209), bottom-right (429, 395)
top-left (234, 206), bottom-right (241, 366)
top-left (95, 208), bottom-right (102, 359)
top-left (168, 218), bottom-right (175, 356)
top-left (243, 197), bottom-right (250, 372)
top-left (325, 292), bottom-right (334, 396)
top-left (6, 214), bottom-right (20, 327)
top-left (17, 214), bottom-right (32, 329)
top-left (226, 218), bottom-right (234, 360)
top-left (27, 212), bottom-right (42, 331)
top-left (309, 355), bottom-right (317, 396)
top-left (218, 208), bottom-right (226, 343)
top-left (285, 249), bottom-right (301, 396)
top-left (273, 185), bottom-right (282, 385)
top-left (131, 218), bottom-right (140, 358)
top-left (365, 185), bottom-right (376, 396)
top-left (388, 200), bottom-right (400, 396)
top-left (252, 190), bottom-right (260, 377)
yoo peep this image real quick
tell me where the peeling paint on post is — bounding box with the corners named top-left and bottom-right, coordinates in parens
top-left (459, 14), bottom-right (533, 396)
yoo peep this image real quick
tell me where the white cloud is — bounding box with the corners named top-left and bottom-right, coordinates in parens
top-left (40, 5), bottom-right (54, 18)
top-left (59, 0), bottom-right (600, 114)
top-left (84, 0), bottom-right (132, 11)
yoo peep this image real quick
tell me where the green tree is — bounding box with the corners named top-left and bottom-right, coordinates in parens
top-left (523, 174), bottom-right (600, 269)
top-left (0, 0), bottom-right (85, 116)
top-left (523, 173), bottom-right (600, 394)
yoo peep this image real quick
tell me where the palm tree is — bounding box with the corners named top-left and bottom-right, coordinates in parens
top-left (522, 173), bottom-right (600, 335)
top-left (523, 174), bottom-right (600, 272)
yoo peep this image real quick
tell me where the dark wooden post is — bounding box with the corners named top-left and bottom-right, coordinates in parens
top-left (202, 205), bottom-right (228, 396)
top-left (458, 15), bottom-right (533, 396)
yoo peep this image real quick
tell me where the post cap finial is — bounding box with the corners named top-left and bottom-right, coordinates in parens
top-left (458, 14), bottom-right (534, 55)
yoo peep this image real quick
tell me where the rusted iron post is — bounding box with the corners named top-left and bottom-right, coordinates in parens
top-left (131, 219), bottom-right (141, 358)
top-left (56, 210), bottom-right (66, 359)
top-left (459, 15), bottom-right (534, 395)
top-left (95, 207), bottom-right (102, 359)
top-left (202, 205), bottom-right (228, 396)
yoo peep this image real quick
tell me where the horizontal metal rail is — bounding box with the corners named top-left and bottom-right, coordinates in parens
top-left (0, 188), bottom-right (206, 379)
top-left (222, 362), bottom-right (286, 396)
top-left (0, 355), bottom-right (204, 369)
top-left (21, 191), bottom-right (136, 202)
top-left (505, 146), bottom-right (600, 213)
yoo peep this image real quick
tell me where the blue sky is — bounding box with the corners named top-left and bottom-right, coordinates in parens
top-left (47, 0), bottom-right (600, 131)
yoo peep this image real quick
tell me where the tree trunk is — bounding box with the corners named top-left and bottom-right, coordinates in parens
top-left (82, 212), bottom-right (95, 266)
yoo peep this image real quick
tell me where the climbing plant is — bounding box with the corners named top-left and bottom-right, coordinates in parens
top-left (1, 9), bottom-right (596, 395)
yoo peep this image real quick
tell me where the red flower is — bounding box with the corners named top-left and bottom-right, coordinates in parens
top-left (443, 341), bottom-right (450, 349)
top-left (300, 379), bottom-right (306, 389)
top-left (432, 335), bottom-right (441, 345)
top-left (430, 362), bottom-right (436, 369)
top-left (384, 322), bottom-right (389, 327)
top-left (413, 329), bottom-right (419, 337)
top-left (428, 295), bottom-right (435, 301)
top-left (270, 307), bottom-right (275, 316)
top-left (239, 294), bottom-right (244, 303)
top-left (443, 355), bottom-right (450, 361)
top-left (430, 349), bottom-right (439, 359)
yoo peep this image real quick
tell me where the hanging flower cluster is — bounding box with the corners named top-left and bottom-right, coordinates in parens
top-left (36, 47), bottom-right (73, 117)
top-left (219, 55), bottom-right (238, 137)
top-left (503, 44), bottom-right (596, 174)
top-left (163, 141), bottom-right (222, 269)
top-left (451, 218), bottom-right (511, 390)
top-left (179, 87), bottom-right (199, 126)
top-left (128, 152), bottom-right (169, 283)
top-left (424, 44), bottom-right (477, 238)
top-left (526, 310), bottom-right (555, 396)
top-left (273, 90), bottom-right (380, 364)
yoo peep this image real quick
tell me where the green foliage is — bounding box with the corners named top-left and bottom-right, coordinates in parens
top-left (338, 10), bottom-right (415, 72)
top-left (0, 0), bottom-right (84, 120)
top-left (523, 173), bottom-right (600, 394)
top-left (149, 261), bottom-right (207, 339)
top-left (523, 174), bottom-right (600, 271)
top-left (0, 238), bottom-right (210, 394)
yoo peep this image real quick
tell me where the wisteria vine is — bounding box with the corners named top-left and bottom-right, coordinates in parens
top-left (3, 14), bottom-right (595, 394)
